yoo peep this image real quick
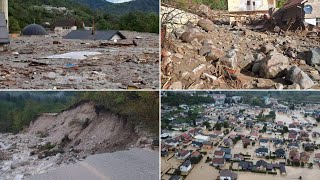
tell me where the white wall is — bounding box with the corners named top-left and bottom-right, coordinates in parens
top-left (305, 18), bottom-right (317, 26)
top-left (0, 0), bottom-right (8, 29)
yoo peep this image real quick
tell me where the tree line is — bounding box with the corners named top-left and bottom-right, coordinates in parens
top-left (8, 0), bottom-right (159, 33)
top-left (0, 91), bottom-right (159, 135)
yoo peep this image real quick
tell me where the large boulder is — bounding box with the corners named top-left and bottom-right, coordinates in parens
top-left (239, 53), bottom-right (255, 70)
top-left (306, 47), bottom-right (320, 66)
top-left (197, 19), bottom-right (214, 32)
top-left (259, 51), bottom-right (289, 78)
top-left (179, 31), bottom-right (205, 43)
top-left (199, 44), bottom-right (224, 61)
top-left (197, 4), bottom-right (212, 17)
top-left (260, 43), bottom-right (275, 54)
top-left (286, 66), bottom-right (314, 89)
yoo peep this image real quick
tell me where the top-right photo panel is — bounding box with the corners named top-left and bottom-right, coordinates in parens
top-left (161, 0), bottom-right (320, 90)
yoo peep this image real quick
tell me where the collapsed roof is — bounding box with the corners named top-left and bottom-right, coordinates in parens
top-left (64, 30), bottom-right (126, 40)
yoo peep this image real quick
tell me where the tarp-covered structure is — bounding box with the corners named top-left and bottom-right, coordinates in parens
top-left (21, 24), bottom-right (48, 36)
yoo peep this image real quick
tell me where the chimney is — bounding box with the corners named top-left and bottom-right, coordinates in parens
top-left (92, 17), bottom-right (95, 35)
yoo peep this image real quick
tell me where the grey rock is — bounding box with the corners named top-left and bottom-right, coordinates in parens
top-left (259, 50), bottom-right (289, 78)
top-left (286, 66), bottom-right (315, 89)
top-left (306, 47), bottom-right (320, 66)
top-left (197, 19), bottom-right (214, 32)
top-left (239, 53), bottom-right (255, 70)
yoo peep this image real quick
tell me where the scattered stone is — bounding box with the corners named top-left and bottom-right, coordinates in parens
top-left (274, 83), bottom-right (284, 90)
top-left (197, 19), bottom-right (214, 32)
top-left (287, 83), bottom-right (301, 90)
top-left (192, 64), bottom-right (207, 77)
top-left (306, 47), bottom-right (320, 66)
top-left (169, 81), bottom-right (183, 89)
top-left (286, 66), bottom-right (315, 89)
top-left (259, 50), bottom-right (289, 78)
top-left (46, 72), bottom-right (57, 80)
top-left (260, 43), bottom-right (275, 54)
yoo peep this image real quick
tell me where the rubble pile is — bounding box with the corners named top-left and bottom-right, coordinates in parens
top-left (0, 31), bottom-right (159, 89)
top-left (161, 5), bottom-right (320, 89)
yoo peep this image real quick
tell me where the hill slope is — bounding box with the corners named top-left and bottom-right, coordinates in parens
top-left (75, 0), bottom-right (159, 14)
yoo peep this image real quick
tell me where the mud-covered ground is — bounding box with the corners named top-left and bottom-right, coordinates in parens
top-left (0, 31), bottom-right (159, 89)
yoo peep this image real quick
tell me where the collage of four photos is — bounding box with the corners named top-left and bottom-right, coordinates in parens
top-left (0, 0), bottom-right (320, 180)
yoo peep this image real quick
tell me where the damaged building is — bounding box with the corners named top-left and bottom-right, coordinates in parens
top-left (228, 0), bottom-right (276, 22)
top-left (64, 30), bottom-right (126, 41)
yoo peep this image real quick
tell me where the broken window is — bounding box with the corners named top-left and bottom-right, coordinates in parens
top-left (253, 1), bottom-right (256, 6)
top-left (247, 1), bottom-right (251, 5)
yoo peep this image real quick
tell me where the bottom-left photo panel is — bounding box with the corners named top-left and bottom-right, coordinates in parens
top-left (0, 91), bottom-right (159, 180)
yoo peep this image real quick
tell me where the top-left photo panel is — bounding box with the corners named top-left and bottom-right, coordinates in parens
top-left (0, 0), bottom-right (159, 90)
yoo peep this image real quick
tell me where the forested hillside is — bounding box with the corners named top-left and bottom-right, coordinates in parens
top-left (8, 0), bottom-right (159, 33)
top-left (0, 92), bottom-right (159, 134)
top-left (75, 0), bottom-right (159, 14)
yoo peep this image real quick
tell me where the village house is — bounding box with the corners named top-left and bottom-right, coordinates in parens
top-left (273, 139), bottom-right (284, 148)
top-left (241, 137), bottom-right (251, 146)
top-left (219, 169), bottom-right (238, 180)
top-left (211, 158), bottom-right (225, 167)
top-left (289, 150), bottom-right (300, 163)
top-left (175, 150), bottom-right (191, 160)
top-left (202, 141), bottom-right (213, 149)
top-left (288, 142), bottom-right (299, 149)
top-left (256, 160), bottom-right (267, 170)
top-left (238, 161), bottom-right (254, 171)
top-left (191, 151), bottom-right (202, 159)
top-left (288, 123), bottom-right (301, 132)
top-left (180, 160), bottom-right (192, 173)
top-left (180, 133), bottom-right (192, 143)
top-left (212, 130), bottom-right (224, 138)
top-left (161, 146), bottom-right (168, 157)
top-left (255, 147), bottom-right (269, 156)
top-left (249, 132), bottom-right (259, 140)
top-left (53, 19), bottom-right (77, 34)
top-left (220, 147), bottom-right (232, 161)
top-left (191, 141), bottom-right (203, 148)
top-left (259, 138), bottom-right (268, 147)
top-left (194, 134), bottom-right (210, 142)
top-left (227, 0), bottom-right (276, 22)
top-left (164, 139), bottom-right (179, 147)
top-left (314, 153), bottom-right (320, 163)
top-left (300, 152), bottom-right (310, 163)
top-left (233, 154), bottom-right (244, 161)
top-left (288, 131), bottom-right (298, 141)
top-left (275, 148), bottom-right (286, 158)
top-left (214, 150), bottom-right (225, 158)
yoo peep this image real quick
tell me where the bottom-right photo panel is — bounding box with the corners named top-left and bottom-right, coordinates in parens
top-left (161, 91), bottom-right (320, 180)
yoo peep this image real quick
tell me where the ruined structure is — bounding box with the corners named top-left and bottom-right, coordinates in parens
top-left (228, 0), bottom-right (276, 22)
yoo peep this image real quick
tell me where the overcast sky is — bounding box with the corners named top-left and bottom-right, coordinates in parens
top-left (106, 0), bottom-right (133, 3)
